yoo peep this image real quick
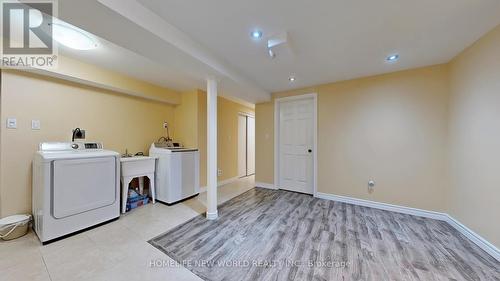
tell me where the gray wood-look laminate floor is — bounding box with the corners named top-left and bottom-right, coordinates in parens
top-left (149, 188), bottom-right (500, 281)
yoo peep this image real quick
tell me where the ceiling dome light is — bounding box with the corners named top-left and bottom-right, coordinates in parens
top-left (288, 76), bottom-right (296, 82)
top-left (251, 30), bottom-right (263, 39)
top-left (51, 22), bottom-right (98, 50)
top-left (386, 54), bottom-right (400, 63)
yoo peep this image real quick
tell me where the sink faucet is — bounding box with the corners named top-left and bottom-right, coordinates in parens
top-left (122, 148), bottom-right (132, 158)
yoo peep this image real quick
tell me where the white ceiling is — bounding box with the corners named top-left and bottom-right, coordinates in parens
top-left (137, 0), bottom-right (500, 92)
top-left (56, 0), bottom-right (268, 105)
top-left (56, 0), bottom-right (500, 103)
top-left (58, 35), bottom-right (204, 93)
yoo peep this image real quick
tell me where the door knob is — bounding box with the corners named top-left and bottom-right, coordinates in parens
top-left (308, 149), bottom-right (312, 153)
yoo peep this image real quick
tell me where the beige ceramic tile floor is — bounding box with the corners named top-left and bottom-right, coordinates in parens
top-left (0, 176), bottom-right (255, 281)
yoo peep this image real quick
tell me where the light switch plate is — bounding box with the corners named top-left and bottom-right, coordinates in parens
top-left (7, 118), bottom-right (17, 129)
top-left (32, 120), bottom-right (41, 130)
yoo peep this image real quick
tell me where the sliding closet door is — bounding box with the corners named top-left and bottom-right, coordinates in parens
top-left (247, 116), bottom-right (255, 175)
top-left (238, 115), bottom-right (247, 178)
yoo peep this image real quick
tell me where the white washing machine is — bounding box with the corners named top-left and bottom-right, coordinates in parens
top-left (32, 142), bottom-right (120, 243)
top-left (149, 143), bottom-right (200, 205)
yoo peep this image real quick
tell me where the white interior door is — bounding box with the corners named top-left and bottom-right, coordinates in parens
top-left (278, 98), bottom-right (314, 194)
top-left (247, 116), bottom-right (255, 175)
top-left (238, 114), bottom-right (247, 177)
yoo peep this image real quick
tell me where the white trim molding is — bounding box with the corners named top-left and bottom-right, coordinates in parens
top-left (444, 214), bottom-right (500, 261)
top-left (315, 192), bottom-right (447, 221)
top-left (255, 182), bottom-right (277, 190)
top-left (206, 210), bottom-right (218, 220)
top-left (316, 192), bottom-right (500, 261)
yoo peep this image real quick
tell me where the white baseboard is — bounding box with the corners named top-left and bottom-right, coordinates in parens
top-left (199, 177), bottom-right (240, 193)
top-left (315, 192), bottom-right (447, 220)
top-left (206, 211), bottom-right (218, 220)
top-left (316, 192), bottom-right (500, 261)
top-left (255, 182), bottom-right (277, 190)
top-left (444, 214), bottom-right (500, 261)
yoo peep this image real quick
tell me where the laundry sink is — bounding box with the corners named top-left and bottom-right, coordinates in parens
top-left (120, 156), bottom-right (157, 213)
top-left (120, 156), bottom-right (156, 177)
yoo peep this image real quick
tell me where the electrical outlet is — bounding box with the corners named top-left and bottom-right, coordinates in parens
top-left (217, 169), bottom-right (222, 176)
top-left (163, 122), bottom-right (169, 129)
top-left (72, 129), bottom-right (86, 139)
top-left (6, 118), bottom-right (17, 129)
top-left (368, 180), bottom-right (376, 193)
top-left (31, 120), bottom-right (41, 130)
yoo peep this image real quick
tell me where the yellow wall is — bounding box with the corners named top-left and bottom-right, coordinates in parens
top-left (448, 24), bottom-right (500, 247)
top-left (40, 55), bottom-right (181, 105)
top-left (256, 65), bottom-right (450, 212)
top-left (216, 96), bottom-right (254, 183)
top-left (255, 102), bottom-right (274, 184)
top-left (173, 90), bottom-right (199, 148)
top-left (178, 91), bottom-right (254, 187)
top-left (0, 70), bottom-right (177, 217)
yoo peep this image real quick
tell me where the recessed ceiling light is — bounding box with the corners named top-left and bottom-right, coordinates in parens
top-left (51, 21), bottom-right (98, 50)
top-left (251, 30), bottom-right (263, 39)
top-left (386, 54), bottom-right (400, 63)
top-left (288, 76), bottom-right (296, 82)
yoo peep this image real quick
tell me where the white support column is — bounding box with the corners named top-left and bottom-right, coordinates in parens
top-left (206, 78), bottom-right (218, 220)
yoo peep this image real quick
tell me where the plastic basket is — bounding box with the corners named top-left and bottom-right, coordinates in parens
top-left (0, 214), bottom-right (31, 240)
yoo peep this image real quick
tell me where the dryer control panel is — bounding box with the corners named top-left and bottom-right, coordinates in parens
top-left (39, 142), bottom-right (103, 151)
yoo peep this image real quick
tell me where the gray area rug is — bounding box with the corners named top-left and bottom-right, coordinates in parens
top-left (149, 188), bottom-right (500, 281)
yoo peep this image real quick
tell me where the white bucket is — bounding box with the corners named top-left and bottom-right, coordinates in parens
top-left (0, 214), bottom-right (31, 241)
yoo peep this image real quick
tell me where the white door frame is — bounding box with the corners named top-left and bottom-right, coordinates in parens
top-left (237, 112), bottom-right (255, 177)
top-left (238, 112), bottom-right (254, 118)
top-left (274, 93), bottom-right (318, 196)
